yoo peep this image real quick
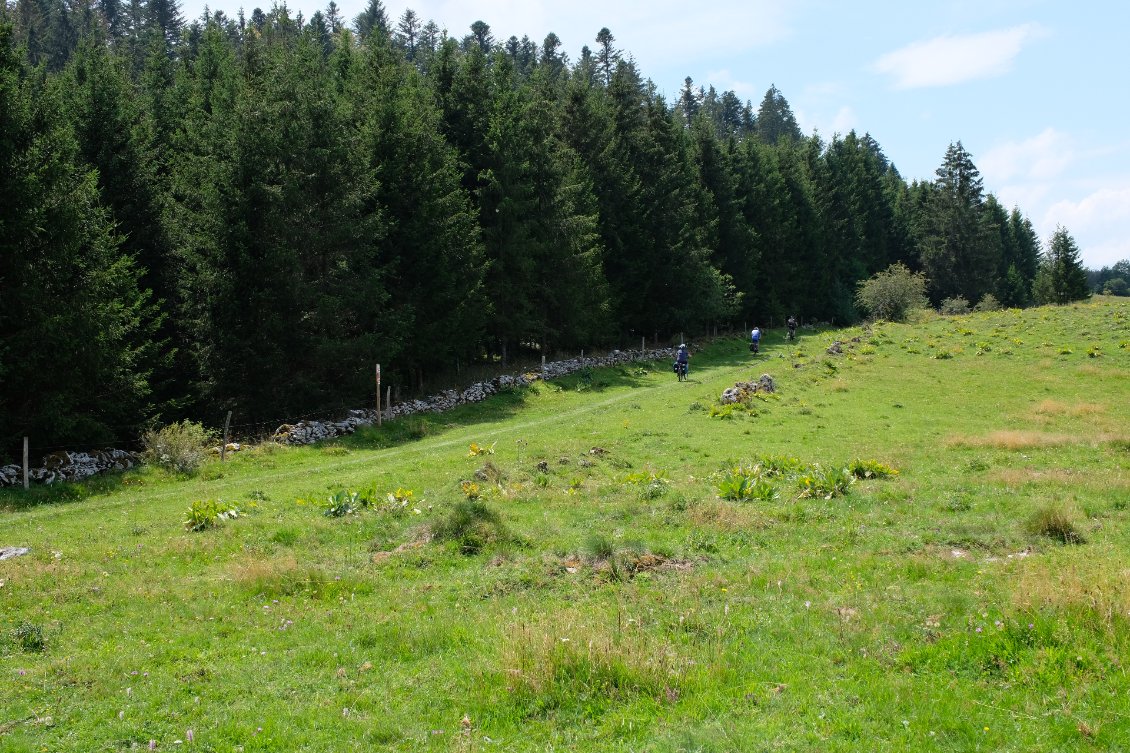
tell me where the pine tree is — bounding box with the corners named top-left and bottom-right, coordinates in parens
top-left (394, 8), bottom-right (418, 60)
top-left (755, 84), bottom-right (801, 145)
top-left (348, 35), bottom-right (487, 388)
top-left (594, 27), bottom-right (617, 85)
top-left (1, 21), bottom-right (157, 453)
top-left (1033, 226), bottom-right (1089, 305)
top-left (353, 0), bottom-right (387, 42)
top-left (917, 142), bottom-right (1001, 304)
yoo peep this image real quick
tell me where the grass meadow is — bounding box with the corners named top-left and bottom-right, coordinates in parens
top-left (1, 298), bottom-right (1128, 752)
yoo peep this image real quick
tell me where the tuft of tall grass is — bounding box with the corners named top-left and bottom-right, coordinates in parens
top-left (430, 500), bottom-right (509, 555)
top-left (1027, 504), bottom-right (1086, 544)
top-left (499, 612), bottom-right (686, 715)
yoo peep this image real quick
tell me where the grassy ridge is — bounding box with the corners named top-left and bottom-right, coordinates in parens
top-left (2, 299), bottom-right (1128, 751)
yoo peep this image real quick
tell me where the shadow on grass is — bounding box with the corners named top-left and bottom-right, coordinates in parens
top-left (338, 362), bottom-right (658, 452)
top-left (0, 466), bottom-right (140, 513)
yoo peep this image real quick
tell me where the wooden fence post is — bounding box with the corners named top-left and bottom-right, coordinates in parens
top-left (220, 411), bottom-right (232, 462)
top-left (23, 436), bottom-right (29, 490)
top-left (385, 386), bottom-right (391, 422)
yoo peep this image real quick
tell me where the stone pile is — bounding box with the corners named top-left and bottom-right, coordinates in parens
top-left (0, 448), bottom-right (139, 487)
top-left (272, 348), bottom-right (676, 446)
top-left (719, 373), bottom-right (777, 405)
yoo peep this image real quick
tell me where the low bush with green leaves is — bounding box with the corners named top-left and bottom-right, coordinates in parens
top-left (141, 420), bottom-right (215, 475)
top-left (755, 455), bottom-right (809, 478)
top-left (716, 465), bottom-right (779, 502)
top-left (939, 296), bottom-right (972, 315)
top-left (855, 262), bottom-right (929, 322)
top-left (322, 490), bottom-right (361, 518)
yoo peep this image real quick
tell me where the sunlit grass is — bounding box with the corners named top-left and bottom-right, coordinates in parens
top-left (1, 298), bottom-right (1128, 750)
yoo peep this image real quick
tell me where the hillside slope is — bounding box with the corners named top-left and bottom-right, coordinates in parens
top-left (2, 299), bottom-right (1128, 751)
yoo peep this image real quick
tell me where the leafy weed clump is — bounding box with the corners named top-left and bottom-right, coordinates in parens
top-left (11, 621), bottom-right (46, 653)
top-left (185, 498), bottom-right (241, 531)
top-left (755, 454), bottom-right (809, 478)
top-left (624, 470), bottom-right (669, 499)
top-left (716, 467), bottom-right (777, 502)
top-left (322, 490), bottom-right (361, 518)
top-left (796, 466), bottom-right (854, 499)
top-left (430, 500), bottom-right (509, 555)
top-left (847, 459), bottom-right (899, 479)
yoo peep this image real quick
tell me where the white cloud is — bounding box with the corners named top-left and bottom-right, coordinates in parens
top-left (703, 69), bottom-right (757, 99)
top-left (1041, 186), bottom-right (1130, 267)
top-left (872, 24), bottom-right (1044, 89)
top-left (831, 106), bottom-right (856, 135)
top-left (1044, 186), bottom-right (1130, 230)
top-left (980, 128), bottom-right (1074, 183)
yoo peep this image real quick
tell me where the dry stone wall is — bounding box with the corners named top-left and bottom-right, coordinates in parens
top-left (4, 348), bottom-right (678, 485)
top-left (272, 348), bottom-right (676, 446)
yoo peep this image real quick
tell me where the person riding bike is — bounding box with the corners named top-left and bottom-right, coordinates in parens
top-left (674, 343), bottom-right (690, 380)
top-left (750, 327), bottom-right (761, 354)
top-left (786, 316), bottom-right (797, 341)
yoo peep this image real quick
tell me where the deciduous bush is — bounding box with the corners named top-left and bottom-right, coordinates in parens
top-left (974, 293), bottom-right (1002, 312)
top-left (141, 421), bottom-right (214, 475)
top-left (939, 296), bottom-right (971, 315)
top-left (855, 263), bottom-right (929, 322)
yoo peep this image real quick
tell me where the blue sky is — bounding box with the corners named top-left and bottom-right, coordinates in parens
top-left (190, 0), bottom-right (1130, 268)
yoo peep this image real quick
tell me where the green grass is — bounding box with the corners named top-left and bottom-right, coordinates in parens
top-left (2, 298), bottom-right (1129, 751)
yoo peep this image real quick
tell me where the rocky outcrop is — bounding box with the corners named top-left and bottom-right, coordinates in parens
top-left (720, 374), bottom-right (777, 405)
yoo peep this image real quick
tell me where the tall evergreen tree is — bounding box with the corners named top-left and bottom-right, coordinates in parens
top-left (594, 27), bottom-right (617, 85)
top-left (755, 84), bottom-right (801, 145)
top-left (1032, 226), bottom-right (1089, 305)
top-left (347, 34), bottom-right (487, 388)
top-left (1, 21), bottom-right (157, 453)
top-left (353, 0), bottom-right (387, 42)
top-left (917, 142), bottom-right (1001, 304)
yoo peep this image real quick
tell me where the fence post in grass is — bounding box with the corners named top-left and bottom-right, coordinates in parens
top-left (641, 336), bottom-right (645, 353)
top-left (385, 386), bottom-right (391, 422)
top-left (23, 436), bottom-right (29, 490)
top-left (221, 411), bottom-right (232, 462)
top-left (541, 353), bottom-right (546, 374)
top-left (376, 364), bottom-right (382, 427)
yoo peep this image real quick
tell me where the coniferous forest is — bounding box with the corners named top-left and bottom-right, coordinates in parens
top-left (0, 0), bottom-right (1098, 459)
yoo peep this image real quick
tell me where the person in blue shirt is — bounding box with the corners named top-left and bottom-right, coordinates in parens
top-left (750, 327), bottom-right (761, 353)
top-left (675, 343), bottom-right (690, 380)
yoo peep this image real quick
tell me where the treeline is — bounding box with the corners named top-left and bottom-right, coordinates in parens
top-left (0, 0), bottom-right (1094, 458)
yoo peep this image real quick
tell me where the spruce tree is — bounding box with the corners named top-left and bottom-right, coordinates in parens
top-left (1, 21), bottom-right (157, 453)
top-left (1033, 226), bottom-right (1090, 305)
top-left (348, 35), bottom-right (487, 388)
top-left (755, 84), bottom-right (801, 145)
top-left (917, 142), bottom-right (1001, 304)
